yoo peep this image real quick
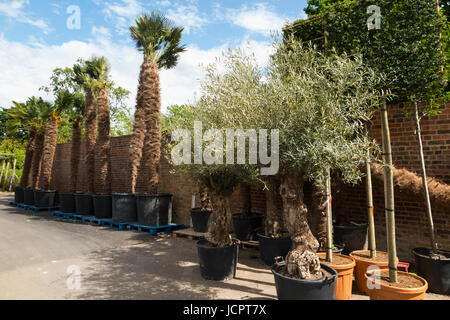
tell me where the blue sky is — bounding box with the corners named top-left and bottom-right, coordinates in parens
top-left (0, 0), bottom-right (308, 111)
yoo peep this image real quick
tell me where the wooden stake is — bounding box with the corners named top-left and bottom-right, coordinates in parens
top-left (366, 150), bottom-right (377, 259)
top-left (326, 168), bottom-right (333, 263)
top-left (414, 99), bottom-right (438, 254)
top-left (381, 99), bottom-right (398, 283)
top-left (9, 158), bottom-right (16, 192)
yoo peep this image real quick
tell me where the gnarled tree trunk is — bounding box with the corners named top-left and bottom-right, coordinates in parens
top-left (30, 132), bottom-right (45, 189)
top-left (84, 91), bottom-right (97, 195)
top-left (200, 187), bottom-right (213, 211)
top-left (127, 56), bottom-right (147, 194)
top-left (312, 184), bottom-right (328, 252)
top-left (19, 131), bottom-right (36, 188)
top-left (141, 62), bottom-right (161, 195)
top-left (96, 87), bottom-right (112, 194)
top-left (265, 177), bottom-right (282, 238)
top-left (209, 192), bottom-right (233, 247)
top-left (39, 115), bottom-right (59, 191)
top-left (280, 175), bottom-right (321, 280)
top-left (70, 119), bottom-right (82, 193)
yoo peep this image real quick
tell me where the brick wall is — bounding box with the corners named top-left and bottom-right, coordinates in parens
top-left (50, 102), bottom-right (450, 263)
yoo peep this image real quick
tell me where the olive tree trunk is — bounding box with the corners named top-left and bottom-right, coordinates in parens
top-left (70, 119), bottom-right (82, 193)
top-left (413, 99), bottom-right (438, 254)
top-left (264, 177), bottom-right (282, 238)
top-left (127, 57), bottom-right (147, 194)
top-left (30, 132), bottom-right (45, 189)
top-left (84, 91), bottom-right (97, 195)
top-left (141, 62), bottom-right (162, 195)
top-left (209, 192), bottom-right (233, 247)
top-left (200, 187), bottom-right (213, 211)
top-left (381, 101), bottom-right (398, 283)
top-left (280, 174), bottom-right (321, 280)
top-left (96, 87), bottom-right (112, 195)
top-left (312, 184), bottom-right (327, 252)
top-left (19, 131), bottom-right (36, 188)
top-left (39, 115), bottom-right (59, 191)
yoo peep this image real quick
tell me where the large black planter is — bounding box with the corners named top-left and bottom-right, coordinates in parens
top-left (412, 247), bottom-right (450, 295)
top-left (112, 193), bottom-right (137, 223)
top-left (333, 221), bottom-right (368, 255)
top-left (272, 263), bottom-right (338, 300)
top-left (191, 208), bottom-right (212, 233)
top-left (232, 214), bottom-right (263, 241)
top-left (59, 192), bottom-right (76, 213)
top-left (136, 193), bottom-right (173, 226)
top-left (75, 193), bottom-right (94, 216)
top-left (258, 233), bottom-right (292, 266)
top-left (14, 186), bottom-right (24, 204)
top-left (197, 239), bottom-right (240, 281)
top-left (24, 188), bottom-right (35, 206)
top-left (93, 194), bottom-right (112, 219)
top-left (34, 190), bottom-right (56, 208)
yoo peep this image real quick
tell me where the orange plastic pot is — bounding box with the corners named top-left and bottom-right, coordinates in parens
top-left (365, 269), bottom-right (428, 300)
top-left (349, 250), bottom-right (397, 295)
top-left (317, 253), bottom-right (356, 300)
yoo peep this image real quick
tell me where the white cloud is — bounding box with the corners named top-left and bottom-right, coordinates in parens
top-left (166, 4), bottom-right (209, 34)
top-left (0, 0), bottom-right (51, 33)
top-left (224, 3), bottom-right (291, 36)
top-left (102, 0), bottom-right (144, 34)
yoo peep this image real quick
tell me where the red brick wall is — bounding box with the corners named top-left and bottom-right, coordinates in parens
top-left (50, 102), bottom-right (450, 263)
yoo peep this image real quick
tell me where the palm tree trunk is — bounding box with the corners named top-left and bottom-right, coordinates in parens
top-left (30, 132), bottom-right (45, 189)
top-left (209, 192), bottom-right (233, 247)
top-left (19, 131), bottom-right (37, 188)
top-left (39, 115), bottom-right (59, 191)
top-left (127, 57), bottom-right (147, 194)
top-left (141, 62), bottom-right (162, 194)
top-left (84, 90), bottom-right (97, 195)
top-left (70, 118), bottom-right (82, 192)
top-left (414, 99), bottom-right (438, 254)
top-left (381, 100), bottom-right (398, 283)
top-left (280, 174), bottom-right (321, 280)
top-left (96, 87), bottom-right (112, 194)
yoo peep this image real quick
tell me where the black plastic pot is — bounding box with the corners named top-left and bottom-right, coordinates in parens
top-left (197, 239), bottom-right (240, 281)
top-left (112, 193), bottom-right (137, 223)
top-left (232, 214), bottom-right (263, 241)
top-left (75, 193), bottom-right (94, 216)
top-left (59, 192), bottom-right (76, 213)
top-left (191, 208), bottom-right (212, 233)
top-left (93, 194), bottom-right (112, 219)
top-left (333, 221), bottom-right (368, 255)
top-left (272, 263), bottom-right (338, 300)
top-left (14, 186), bottom-right (24, 204)
top-left (136, 193), bottom-right (173, 226)
top-left (258, 233), bottom-right (292, 266)
top-left (412, 247), bottom-right (450, 295)
top-left (34, 190), bottom-right (56, 208)
top-left (24, 188), bottom-right (35, 206)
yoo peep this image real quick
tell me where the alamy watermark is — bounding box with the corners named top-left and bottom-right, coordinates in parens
top-left (367, 5), bottom-right (382, 30)
top-left (66, 5), bottom-right (81, 30)
top-left (66, 265), bottom-right (81, 290)
top-left (171, 121), bottom-right (279, 176)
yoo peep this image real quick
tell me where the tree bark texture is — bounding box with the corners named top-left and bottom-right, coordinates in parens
top-left (96, 87), bottom-right (112, 194)
top-left (39, 115), bottom-right (59, 190)
top-left (280, 175), bottom-right (321, 280)
top-left (264, 179), bottom-right (282, 238)
top-left (19, 131), bottom-right (36, 188)
top-left (312, 184), bottom-right (328, 252)
top-left (200, 187), bottom-right (213, 211)
top-left (70, 119), bottom-right (82, 193)
top-left (141, 62), bottom-right (162, 195)
top-left (209, 192), bottom-right (233, 247)
top-left (84, 90), bottom-right (97, 195)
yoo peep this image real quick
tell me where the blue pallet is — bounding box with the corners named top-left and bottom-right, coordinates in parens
top-left (17, 203), bottom-right (27, 209)
top-left (8, 201), bottom-right (19, 207)
top-left (127, 223), bottom-right (185, 235)
top-left (100, 219), bottom-right (130, 231)
top-left (24, 205), bottom-right (60, 212)
top-left (51, 211), bottom-right (84, 221)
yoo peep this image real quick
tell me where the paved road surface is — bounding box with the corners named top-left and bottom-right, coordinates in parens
top-left (0, 193), bottom-right (448, 300)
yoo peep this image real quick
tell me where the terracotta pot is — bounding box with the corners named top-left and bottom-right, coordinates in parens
top-left (349, 250), bottom-right (397, 295)
top-left (365, 269), bottom-right (428, 300)
top-left (317, 253), bottom-right (356, 300)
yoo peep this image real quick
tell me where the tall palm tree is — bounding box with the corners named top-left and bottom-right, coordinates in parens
top-left (129, 12), bottom-right (186, 194)
top-left (68, 93), bottom-right (85, 193)
top-left (90, 56), bottom-right (113, 195)
top-left (73, 59), bottom-right (99, 195)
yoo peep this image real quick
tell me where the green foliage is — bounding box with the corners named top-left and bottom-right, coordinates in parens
top-left (286, 0), bottom-right (446, 102)
top-left (130, 11), bottom-right (187, 69)
top-left (109, 86), bottom-right (133, 136)
top-left (304, 0), bottom-right (343, 17)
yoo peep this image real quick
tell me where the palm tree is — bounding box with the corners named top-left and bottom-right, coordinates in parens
top-left (69, 93), bottom-right (85, 193)
top-left (73, 59), bottom-right (99, 195)
top-left (129, 12), bottom-right (186, 194)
